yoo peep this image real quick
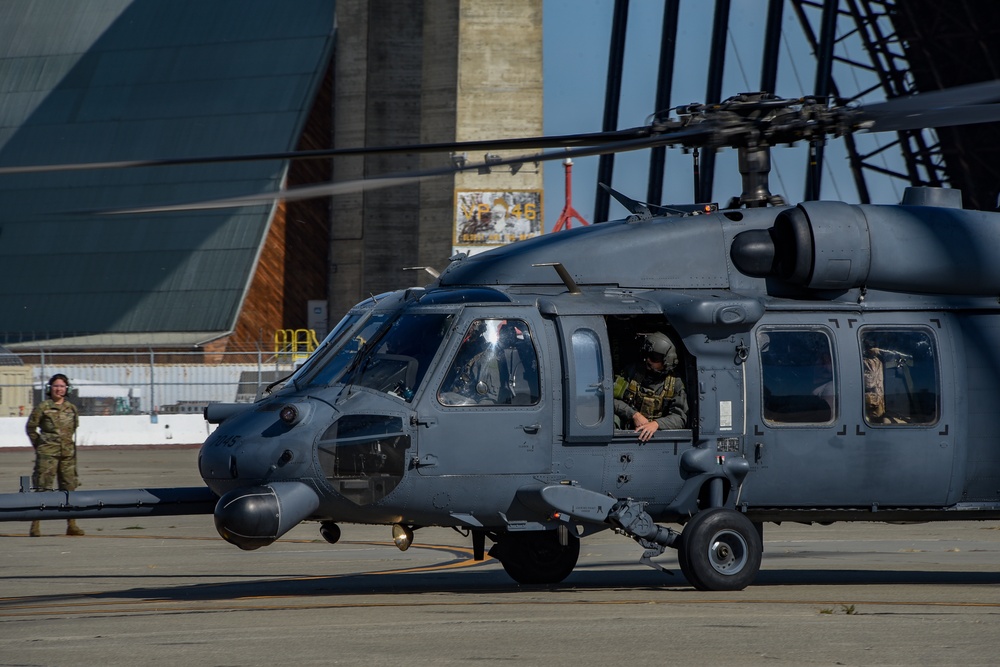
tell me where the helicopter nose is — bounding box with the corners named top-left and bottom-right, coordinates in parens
top-left (213, 481), bottom-right (319, 550)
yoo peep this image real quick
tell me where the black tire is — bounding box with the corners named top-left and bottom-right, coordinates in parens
top-left (679, 508), bottom-right (762, 591)
top-left (674, 534), bottom-right (704, 590)
top-left (490, 530), bottom-right (580, 585)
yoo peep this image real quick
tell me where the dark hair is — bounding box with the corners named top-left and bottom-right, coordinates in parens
top-left (47, 373), bottom-right (70, 397)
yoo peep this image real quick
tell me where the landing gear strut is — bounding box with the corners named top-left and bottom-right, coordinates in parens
top-left (606, 498), bottom-right (762, 591)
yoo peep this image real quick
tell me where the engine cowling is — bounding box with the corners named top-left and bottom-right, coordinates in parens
top-left (731, 193), bottom-right (1000, 295)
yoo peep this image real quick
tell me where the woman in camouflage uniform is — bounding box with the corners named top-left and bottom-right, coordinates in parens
top-left (25, 373), bottom-right (84, 536)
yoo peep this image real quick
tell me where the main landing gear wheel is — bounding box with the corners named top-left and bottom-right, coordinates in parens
top-left (490, 530), bottom-right (580, 585)
top-left (678, 508), bottom-right (762, 591)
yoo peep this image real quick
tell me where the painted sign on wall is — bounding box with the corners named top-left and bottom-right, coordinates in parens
top-left (454, 190), bottom-right (543, 251)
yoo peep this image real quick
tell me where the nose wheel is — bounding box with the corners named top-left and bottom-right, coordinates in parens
top-left (677, 508), bottom-right (762, 591)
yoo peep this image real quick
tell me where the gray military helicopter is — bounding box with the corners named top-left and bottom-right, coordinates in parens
top-left (5, 80), bottom-right (1000, 591)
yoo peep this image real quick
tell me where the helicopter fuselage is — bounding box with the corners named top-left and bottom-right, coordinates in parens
top-left (197, 188), bottom-right (1000, 586)
top-left (8, 187), bottom-right (996, 590)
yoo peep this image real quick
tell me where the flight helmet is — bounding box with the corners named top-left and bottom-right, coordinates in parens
top-left (641, 332), bottom-right (678, 372)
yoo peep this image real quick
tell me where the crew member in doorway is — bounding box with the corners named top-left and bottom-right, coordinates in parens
top-left (614, 332), bottom-right (688, 442)
top-left (25, 373), bottom-right (84, 537)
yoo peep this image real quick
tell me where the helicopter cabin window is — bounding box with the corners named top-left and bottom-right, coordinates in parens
top-left (758, 329), bottom-right (836, 425)
top-left (860, 328), bottom-right (938, 426)
top-left (438, 318), bottom-right (540, 406)
top-left (571, 329), bottom-right (604, 427)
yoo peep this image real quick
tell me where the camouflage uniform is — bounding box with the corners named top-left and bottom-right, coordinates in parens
top-left (613, 364), bottom-right (688, 431)
top-left (862, 355), bottom-right (886, 422)
top-left (27, 398), bottom-right (80, 491)
top-left (26, 395), bottom-right (84, 536)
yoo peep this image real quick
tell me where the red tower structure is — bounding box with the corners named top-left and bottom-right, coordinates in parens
top-left (552, 157), bottom-right (590, 231)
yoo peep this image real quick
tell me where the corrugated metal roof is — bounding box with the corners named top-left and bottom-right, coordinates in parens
top-left (5, 331), bottom-right (230, 351)
top-left (0, 0), bottom-right (335, 345)
top-left (0, 345), bottom-right (25, 365)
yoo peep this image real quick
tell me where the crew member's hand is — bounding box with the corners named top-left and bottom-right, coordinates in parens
top-left (633, 413), bottom-right (658, 442)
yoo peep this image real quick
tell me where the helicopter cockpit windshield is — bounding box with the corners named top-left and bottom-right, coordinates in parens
top-left (289, 311), bottom-right (372, 389)
top-left (296, 309), bottom-right (453, 402)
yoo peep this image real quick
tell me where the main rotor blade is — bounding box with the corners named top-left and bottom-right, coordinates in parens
top-left (856, 79), bottom-right (1000, 132)
top-left (11, 80), bottom-right (1000, 178)
top-left (0, 129), bottom-right (649, 176)
top-left (862, 103), bottom-right (1000, 134)
top-left (103, 126), bottom-right (714, 214)
top-left (860, 78), bottom-right (1000, 115)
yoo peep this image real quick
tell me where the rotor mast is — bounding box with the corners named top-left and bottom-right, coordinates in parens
top-left (737, 145), bottom-right (784, 208)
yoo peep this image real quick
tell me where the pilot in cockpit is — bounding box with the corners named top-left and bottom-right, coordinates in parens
top-left (440, 319), bottom-right (540, 406)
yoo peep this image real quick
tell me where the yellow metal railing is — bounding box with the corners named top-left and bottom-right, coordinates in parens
top-left (274, 329), bottom-right (319, 363)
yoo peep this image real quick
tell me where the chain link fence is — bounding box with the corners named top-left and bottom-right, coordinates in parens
top-left (0, 350), bottom-right (298, 418)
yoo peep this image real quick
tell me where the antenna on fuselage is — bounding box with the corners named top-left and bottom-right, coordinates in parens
top-left (532, 262), bottom-right (582, 295)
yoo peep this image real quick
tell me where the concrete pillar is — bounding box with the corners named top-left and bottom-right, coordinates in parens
top-left (330, 0), bottom-right (543, 321)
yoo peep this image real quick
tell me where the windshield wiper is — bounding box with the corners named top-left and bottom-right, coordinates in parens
top-left (261, 372), bottom-right (295, 397)
top-left (341, 313), bottom-right (402, 388)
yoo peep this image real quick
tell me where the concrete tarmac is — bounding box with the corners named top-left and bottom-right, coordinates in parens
top-left (1, 447), bottom-right (1000, 666)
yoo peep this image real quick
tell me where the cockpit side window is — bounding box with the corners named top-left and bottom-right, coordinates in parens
top-left (860, 328), bottom-right (938, 426)
top-left (758, 329), bottom-right (836, 425)
top-left (438, 318), bottom-right (540, 406)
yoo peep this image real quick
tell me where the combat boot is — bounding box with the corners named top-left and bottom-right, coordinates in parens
top-left (66, 520), bottom-right (85, 536)
top-left (29, 520), bottom-right (41, 537)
